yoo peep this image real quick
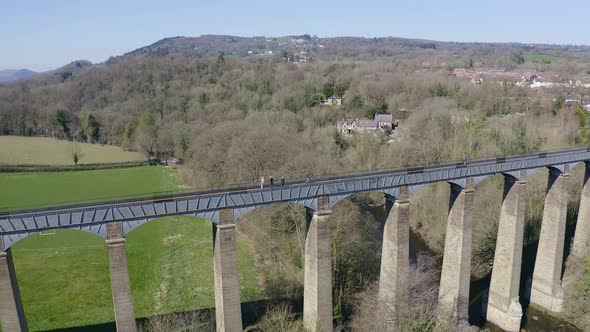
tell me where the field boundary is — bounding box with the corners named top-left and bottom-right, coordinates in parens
top-left (0, 160), bottom-right (152, 173)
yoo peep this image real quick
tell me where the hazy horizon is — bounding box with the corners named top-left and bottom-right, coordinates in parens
top-left (2, 0), bottom-right (590, 71)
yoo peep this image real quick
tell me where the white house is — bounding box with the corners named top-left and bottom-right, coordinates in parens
top-left (337, 118), bottom-right (357, 134)
top-left (321, 95), bottom-right (342, 106)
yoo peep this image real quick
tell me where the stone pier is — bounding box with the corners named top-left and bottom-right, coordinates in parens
top-left (531, 167), bottom-right (568, 312)
top-left (487, 173), bottom-right (526, 331)
top-left (572, 162), bottom-right (590, 258)
top-left (438, 179), bottom-right (474, 321)
top-left (214, 209), bottom-right (242, 332)
top-left (303, 196), bottom-right (333, 332)
top-left (0, 239), bottom-right (28, 332)
top-left (106, 222), bottom-right (137, 332)
top-left (378, 186), bottom-right (410, 328)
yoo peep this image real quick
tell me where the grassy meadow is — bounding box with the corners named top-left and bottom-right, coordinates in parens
top-left (12, 218), bottom-right (261, 331)
top-left (523, 52), bottom-right (560, 63)
top-left (0, 166), bottom-right (180, 211)
top-left (0, 136), bottom-right (145, 165)
top-left (1, 165), bottom-right (263, 331)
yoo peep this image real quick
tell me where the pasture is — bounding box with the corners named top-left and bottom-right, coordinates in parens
top-left (0, 166), bottom-right (180, 211)
top-left (524, 52), bottom-right (560, 64)
top-left (0, 136), bottom-right (145, 165)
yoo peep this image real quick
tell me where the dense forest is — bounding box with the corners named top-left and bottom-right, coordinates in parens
top-left (2, 35), bottom-right (590, 330)
top-left (3, 36), bottom-right (590, 185)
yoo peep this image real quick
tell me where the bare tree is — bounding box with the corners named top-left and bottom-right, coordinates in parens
top-left (139, 311), bottom-right (214, 332)
top-left (247, 303), bottom-right (304, 332)
top-left (350, 254), bottom-right (442, 332)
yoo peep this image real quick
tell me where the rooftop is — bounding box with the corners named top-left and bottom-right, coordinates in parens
top-left (374, 113), bottom-right (392, 122)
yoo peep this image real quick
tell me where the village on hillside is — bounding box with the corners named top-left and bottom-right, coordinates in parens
top-left (452, 67), bottom-right (590, 110)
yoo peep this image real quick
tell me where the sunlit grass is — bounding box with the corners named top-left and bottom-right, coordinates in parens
top-left (0, 136), bottom-right (145, 165)
top-left (0, 166), bottom-right (180, 211)
top-left (12, 219), bottom-right (261, 331)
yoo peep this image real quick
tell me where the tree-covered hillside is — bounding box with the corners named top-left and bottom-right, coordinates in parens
top-left (1, 35), bottom-right (589, 188)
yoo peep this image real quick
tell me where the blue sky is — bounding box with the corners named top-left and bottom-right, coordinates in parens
top-left (1, 0), bottom-right (589, 71)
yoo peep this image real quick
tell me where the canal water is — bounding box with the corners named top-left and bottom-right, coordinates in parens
top-left (368, 203), bottom-right (581, 332)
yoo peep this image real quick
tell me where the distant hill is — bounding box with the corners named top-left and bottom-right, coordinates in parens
top-left (105, 34), bottom-right (590, 65)
top-left (50, 60), bottom-right (93, 81)
top-left (6, 35), bottom-right (590, 84)
top-left (53, 60), bottom-right (92, 72)
top-left (0, 69), bottom-right (39, 83)
top-left (0, 60), bottom-right (95, 86)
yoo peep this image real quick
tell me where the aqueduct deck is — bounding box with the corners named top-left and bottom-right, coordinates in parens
top-left (1, 148), bottom-right (588, 248)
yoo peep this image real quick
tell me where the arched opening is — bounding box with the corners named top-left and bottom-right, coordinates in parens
top-left (124, 214), bottom-right (262, 328)
top-left (327, 192), bottom-right (389, 318)
top-left (464, 174), bottom-right (513, 325)
top-left (11, 229), bottom-right (113, 331)
top-left (563, 162), bottom-right (586, 258)
top-left (409, 181), bottom-right (456, 254)
top-left (409, 177), bottom-right (503, 326)
top-left (235, 203), bottom-right (310, 311)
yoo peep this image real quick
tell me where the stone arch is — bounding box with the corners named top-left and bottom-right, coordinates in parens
top-left (524, 164), bottom-right (570, 179)
top-left (1, 232), bottom-right (32, 251)
top-left (520, 167), bottom-right (549, 179)
top-left (409, 177), bottom-right (478, 197)
top-left (501, 171), bottom-right (524, 182)
top-left (547, 164), bottom-right (566, 174)
top-left (328, 188), bottom-right (400, 209)
top-left (409, 179), bottom-right (468, 199)
top-left (233, 198), bottom-right (318, 223)
top-left (236, 200), bottom-right (316, 222)
top-left (473, 174), bottom-right (495, 188)
top-left (122, 211), bottom-right (218, 237)
top-left (328, 193), bottom-right (353, 209)
top-left (1, 223), bottom-right (108, 251)
top-left (409, 183), bottom-right (427, 196)
top-left (448, 176), bottom-right (488, 189)
top-left (448, 178), bottom-right (467, 189)
top-left (232, 201), bottom-right (316, 227)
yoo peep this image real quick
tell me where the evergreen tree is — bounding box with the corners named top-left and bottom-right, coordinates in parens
top-left (83, 113), bottom-right (101, 143)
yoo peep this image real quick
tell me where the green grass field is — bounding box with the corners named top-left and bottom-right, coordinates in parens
top-left (524, 53), bottom-right (560, 64)
top-left (0, 136), bottom-right (145, 165)
top-left (2, 166), bottom-right (262, 331)
top-left (12, 218), bottom-right (261, 331)
top-left (0, 166), bottom-right (180, 211)
top-left (126, 217), bottom-right (261, 317)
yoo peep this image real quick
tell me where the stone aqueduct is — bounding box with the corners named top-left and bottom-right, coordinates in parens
top-left (1, 148), bottom-right (590, 332)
